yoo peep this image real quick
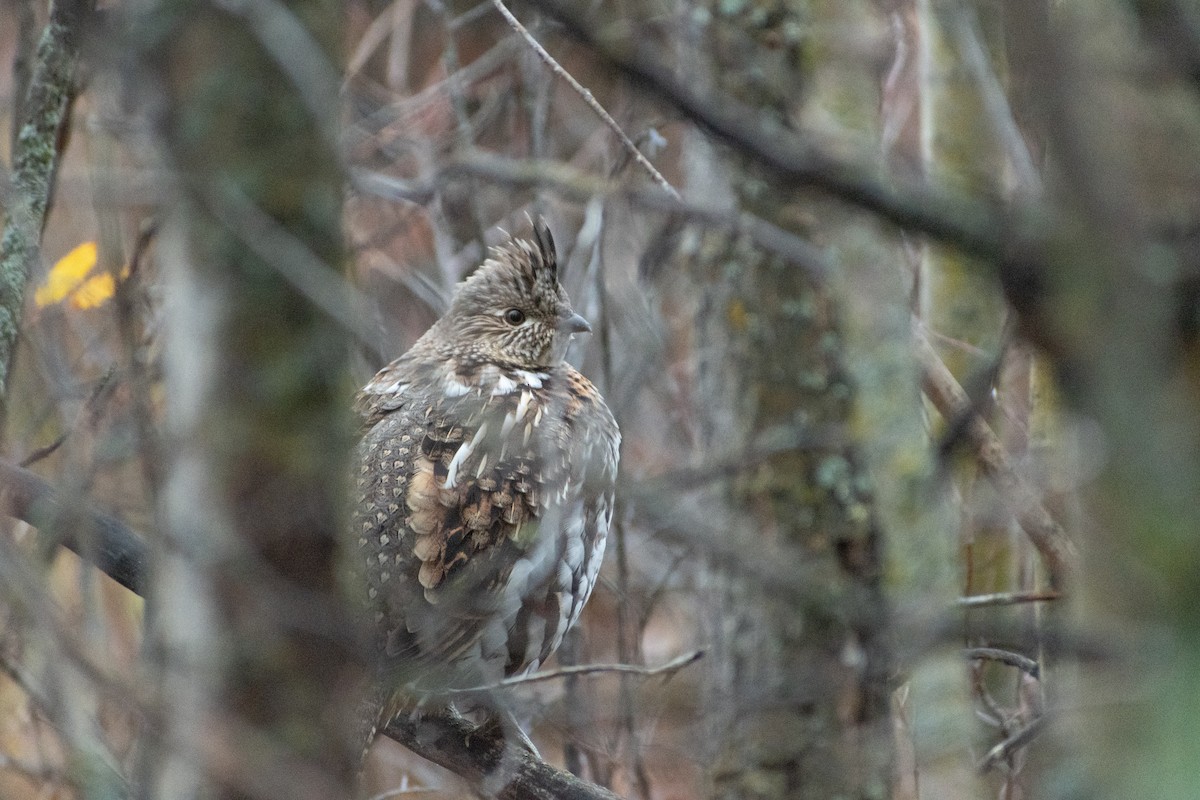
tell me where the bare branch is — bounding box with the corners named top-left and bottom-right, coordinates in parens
top-left (525, 0), bottom-right (1021, 261)
top-left (354, 153), bottom-right (829, 277)
top-left (915, 327), bottom-right (1074, 590)
top-left (448, 649), bottom-right (704, 693)
top-left (0, 459), bottom-right (147, 595)
top-left (491, 0), bottom-right (679, 199)
top-left (976, 714), bottom-right (1049, 773)
top-left (964, 647), bottom-right (1040, 678)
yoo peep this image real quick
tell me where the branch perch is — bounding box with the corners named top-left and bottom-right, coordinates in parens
top-left (383, 712), bottom-right (623, 800)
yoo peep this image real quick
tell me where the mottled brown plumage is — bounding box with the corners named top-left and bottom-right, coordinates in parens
top-left (354, 223), bottom-right (619, 757)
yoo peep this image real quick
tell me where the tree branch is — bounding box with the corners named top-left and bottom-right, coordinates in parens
top-left (0, 459), bottom-right (146, 595)
top-left (914, 328), bottom-right (1074, 590)
top-left (0, 458), bottom-right (625, 799)
top-left (964, 647), bottom-right (1040, 678)
top-left (525, 0), bottom-right (1023, 262)
top-left (0, 0), bottom-right (94, 395)
top-left (957, 590), bottom-right (1061, 609)
top-left (976, 714), bottom-right (1049, 773)
top-left (382, 713), bottom-right (623, 800)
top-left (491, 0), bottom-right (679, 199)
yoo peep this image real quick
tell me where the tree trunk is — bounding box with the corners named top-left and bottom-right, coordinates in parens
top-left (136, 3), bottom-right (362, 798)
top-left (673, 3), bottom-right (894, 797)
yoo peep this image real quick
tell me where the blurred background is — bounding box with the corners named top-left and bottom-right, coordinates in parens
top-left (1, 0), bottom-right (1199, 798)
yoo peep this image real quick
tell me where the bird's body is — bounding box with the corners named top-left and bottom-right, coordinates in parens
top-left (353, 224), bottom-right (619, 755)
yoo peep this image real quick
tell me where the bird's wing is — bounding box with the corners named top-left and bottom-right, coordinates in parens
top-left (354, 355), bottom-right (431, 429)
top-left (355, 382), bottom-right (557, 687)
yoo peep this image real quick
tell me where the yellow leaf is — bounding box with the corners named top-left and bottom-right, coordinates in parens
top-left (35, 241), bottom-right (98, 307)
top-left (69, 273), bottom-right (116, 309)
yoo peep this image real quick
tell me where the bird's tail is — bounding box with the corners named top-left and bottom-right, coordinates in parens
top-left (356, 683), bottom-right (429, 767)
top-left (354, 682), bottom-right (392, 768)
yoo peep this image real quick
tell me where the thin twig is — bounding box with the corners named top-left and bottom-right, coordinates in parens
top-left (20, 366), bottom-right (117, 468)
top-left (957, 590), bottom-right (1061, 608)
top-left (491, 0), bottom-right (680, 199)
top-left (965, 647), bottom-right (1040, 678)
top-left (366, 782), bottom-right (437, 800)
top-left (19, 433), bottom-right (69, 468)
top-left (611, 515), bottom-right (652, 800)
top-left (977, 714), bottom-right (1048, 773)
top-left (354, 153), bottom-right (829, 277)
top-left (949, 7), bottom-right (1041, 195)
top-left (347, 36), bottom-right (521, 151)
top-left (968, 660), bottom-right (1009, 731)
top-left (448, 649), bottom-right (704, 693)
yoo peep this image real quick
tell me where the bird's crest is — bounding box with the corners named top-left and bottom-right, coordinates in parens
top-left (532, 218), bottom-right (557, 281)
top-left (488, 217), bottom-right (558, 288)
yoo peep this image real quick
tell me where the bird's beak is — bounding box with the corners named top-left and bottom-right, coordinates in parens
top-left (560, 312), bottom-right (592, 334)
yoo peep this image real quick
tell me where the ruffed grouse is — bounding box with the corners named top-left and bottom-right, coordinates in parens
top-left (353, 222), bottom-right (620, 756)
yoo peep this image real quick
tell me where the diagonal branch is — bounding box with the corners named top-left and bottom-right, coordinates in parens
top-left (0, 459), bottom-right (146, 594)
top-left (491, 0), bottom-right (679, 199)
top-left (525, 0), bottom-right (1033, 264)
top-left (355, 153), bottom-right (830, 278)
top-left (914, 328), bottom-right (1074, 590)
top-left (449, 648), bottom-right (704, 693)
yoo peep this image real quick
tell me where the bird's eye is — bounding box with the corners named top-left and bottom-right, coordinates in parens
top-left (503, 308), bottom-right (526, 326)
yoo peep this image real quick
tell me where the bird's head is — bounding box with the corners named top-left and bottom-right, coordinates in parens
top-left (438, 222), bottom-right (590, 370)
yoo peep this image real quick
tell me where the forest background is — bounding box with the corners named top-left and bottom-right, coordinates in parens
top-left (0, 0), bottom-right (1198, 798)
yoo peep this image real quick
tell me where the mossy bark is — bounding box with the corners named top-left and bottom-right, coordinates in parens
top-left (0, 0), bottom-right (93, 399)
top-left (673, 2), bottom-right (893, 797)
